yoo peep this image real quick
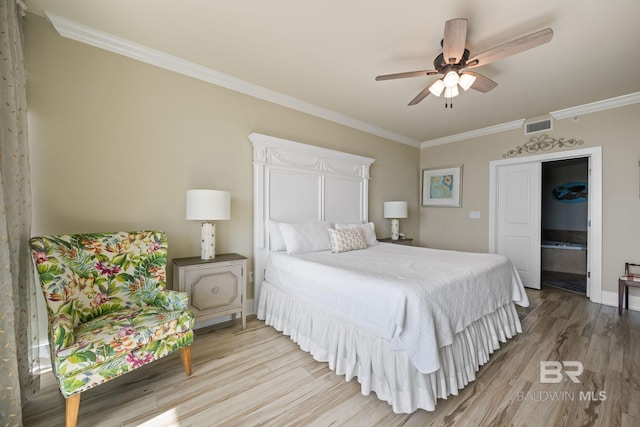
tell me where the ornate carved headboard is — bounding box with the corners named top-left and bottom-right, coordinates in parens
top-left (250, 132), bottom-right (375, 311)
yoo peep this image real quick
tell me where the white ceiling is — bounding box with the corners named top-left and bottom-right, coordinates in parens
top-left (25, 0), bottom-right (640, 147)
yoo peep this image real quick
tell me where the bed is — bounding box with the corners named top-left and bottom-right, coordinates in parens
top-left (250, 132), bottom-right (528, 413)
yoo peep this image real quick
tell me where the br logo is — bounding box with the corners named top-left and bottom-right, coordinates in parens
top-left (540, 361), bottom-right (583, 383)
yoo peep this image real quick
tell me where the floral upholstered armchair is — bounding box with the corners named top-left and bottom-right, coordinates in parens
top-left (30, 230), bottom-right (194, 427)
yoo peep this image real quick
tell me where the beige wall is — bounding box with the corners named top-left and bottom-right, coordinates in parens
top-left (26, 10), bottom-right (640, 309)
top-left (25, 14), bottom-right (420, 300)
top-left (420, 103), bottom-right (640, 297)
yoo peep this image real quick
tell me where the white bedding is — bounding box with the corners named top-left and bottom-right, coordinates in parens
top-left (258, 281), bottom-right (521, 413)
top-left (264, 243), bottom-right (528, 374)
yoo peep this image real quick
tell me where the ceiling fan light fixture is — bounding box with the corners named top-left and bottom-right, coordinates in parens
top-left (375, 19), bottom-right (553, 107)
top-left (442, 70), bottom-right (460, 88)
top-left (428, 79), bottom-right (445, 97)
top-left (458, 73), bottom-right (476, 91)
top-left (444, 85), bottom-right (459, 99)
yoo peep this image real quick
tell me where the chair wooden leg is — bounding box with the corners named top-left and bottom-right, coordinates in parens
top-left (625, 283), bottom-right (630, 310)
top-left (65, 393), bottom-right (81, 427)
top-left (619, 279), bottom-right (624, 316)
top-left (181, 346), bottom-right (192, 376)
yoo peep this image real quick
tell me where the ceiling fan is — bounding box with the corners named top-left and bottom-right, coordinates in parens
top-left (375, 19), bottom-right (553, 108)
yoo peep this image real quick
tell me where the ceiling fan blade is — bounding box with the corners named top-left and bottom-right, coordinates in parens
top-left (375, 70), bottom-right (438, 81)
top-left (408, 85), bottom-right (431, 106)
top-left (443, 18), bottom-right (468, 65)
top-left (466, 28), bottom-right (553, 68)
top-left (464, 71), bottom-right (498, 93)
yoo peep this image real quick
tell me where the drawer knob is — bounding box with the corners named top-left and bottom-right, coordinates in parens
top-left (212, 287), bottom-right (219, 294)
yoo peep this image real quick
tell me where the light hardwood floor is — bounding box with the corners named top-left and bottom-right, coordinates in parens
top-left (22, 286), bottom-right (640, 427)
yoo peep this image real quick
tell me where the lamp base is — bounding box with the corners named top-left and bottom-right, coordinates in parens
top-left (390, 218), bottom-right (399, 240)
top-left (200, 222), bottom-right (216, 260)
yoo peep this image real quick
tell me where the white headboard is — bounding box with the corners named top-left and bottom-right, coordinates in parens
top-left (250, 132), bottom-right (375, 311)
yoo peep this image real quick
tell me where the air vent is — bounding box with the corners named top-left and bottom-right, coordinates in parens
top-left (525, 118), bottom-right (553, 135)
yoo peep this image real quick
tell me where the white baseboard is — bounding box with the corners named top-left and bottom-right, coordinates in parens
top-left (601, 290), bottom-right (640, 312)
top-left (35, 342), bottom-right (52, 374)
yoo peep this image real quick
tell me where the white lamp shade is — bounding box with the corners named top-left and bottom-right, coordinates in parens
top-left (428, 79), bottom-right (445, 97)
top-left (443, 70), bottom-right (460, 88)
top-left (186, 189), bottom-right (231, 220)
top-left (383, 201), bottom-right (408, 219)
top-left (444, 85), bottom-right (459, 98)
top-left (459, 72), bottom-right (477, 91)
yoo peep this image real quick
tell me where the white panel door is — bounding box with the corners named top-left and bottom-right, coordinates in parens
top-left (497, 162), bottom-right (541, 289)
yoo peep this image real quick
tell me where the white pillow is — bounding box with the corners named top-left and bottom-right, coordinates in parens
top-left (334, 222), bottom-right (378, 246)
top-left (268, 220), bottom-right (286, 252)
top-left (279, 222), bottom-right (332, 255)
top-left (328, 228), bottom-right (368, 253)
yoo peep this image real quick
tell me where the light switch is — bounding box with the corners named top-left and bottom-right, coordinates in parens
top-left (469, 211), bottom-right (481, 219)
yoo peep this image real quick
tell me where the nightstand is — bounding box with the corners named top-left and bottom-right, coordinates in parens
top-left (378, 237), bottom-right (413, 246)
top-left (172, 254), bottom-right (247, 329)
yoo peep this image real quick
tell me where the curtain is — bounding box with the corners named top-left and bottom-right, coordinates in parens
top-left (0, 0), bottom-right (40, 424)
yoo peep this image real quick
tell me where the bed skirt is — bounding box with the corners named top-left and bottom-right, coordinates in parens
top-left (257, 280), bottom-right (523, 413)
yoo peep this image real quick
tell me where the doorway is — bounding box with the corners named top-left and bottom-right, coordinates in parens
top-left (489, 147), bottom-right (603, 304)
top-left (541, 158), bottom-right (589, 295)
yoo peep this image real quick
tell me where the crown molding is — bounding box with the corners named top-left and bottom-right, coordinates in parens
top-left (550, 91), bottom-right (640, 120)
top-left (44, 12), bottom-right (421, 148)
top-left (420, 119), bottom-right (526, 148)
top-left (42, 12), bottom-right (639, 151)
top-left (420, 91), bottom-right (640, 149)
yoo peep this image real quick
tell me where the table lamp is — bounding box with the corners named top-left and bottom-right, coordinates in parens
top-left (186, 189), bottom-right (231, 259)
top-left (383, 201), bottom-right (408, 240)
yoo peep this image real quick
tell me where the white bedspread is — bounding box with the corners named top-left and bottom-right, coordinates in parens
top-left (264, 243), bottom-right (528, 374)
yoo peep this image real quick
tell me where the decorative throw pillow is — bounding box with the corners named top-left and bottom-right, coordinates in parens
top-left (328, 227), bottom-right (368, 253)
top-left (334, 222), bottom-right (378, 246)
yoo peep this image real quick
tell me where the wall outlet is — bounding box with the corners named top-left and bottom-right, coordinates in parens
top-left (249, 272), bottom-right (254, 283)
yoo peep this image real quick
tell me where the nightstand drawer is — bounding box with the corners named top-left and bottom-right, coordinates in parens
top-left (185, 265), bottom-right (242, 313)
top-left (173, 254), bottom-right (247, 329)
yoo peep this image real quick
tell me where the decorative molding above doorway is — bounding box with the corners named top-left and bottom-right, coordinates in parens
top-left (502, 134), bottom-right (584, 158)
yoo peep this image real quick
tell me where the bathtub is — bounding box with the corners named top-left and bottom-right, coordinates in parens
top-left (541, 241), bottom-right (587, 275)
top-left (541, 240), bottom-right (587, 251)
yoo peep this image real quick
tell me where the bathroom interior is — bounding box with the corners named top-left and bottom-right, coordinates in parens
top-left (541, 157), bottom-right (589, 295)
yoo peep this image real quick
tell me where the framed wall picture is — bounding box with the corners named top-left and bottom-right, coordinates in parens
top-left (422, 164), bottom-right (463, 207)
